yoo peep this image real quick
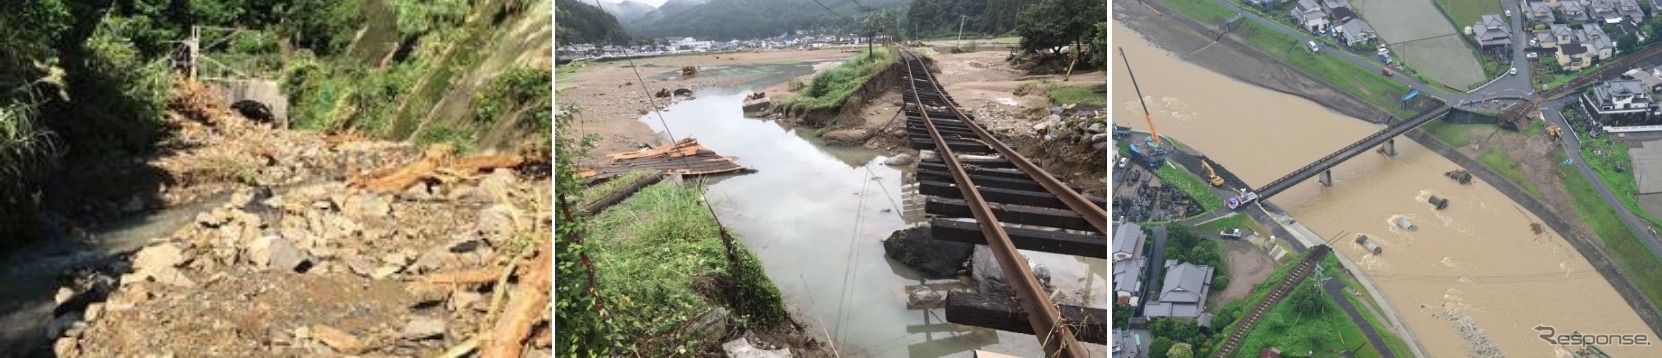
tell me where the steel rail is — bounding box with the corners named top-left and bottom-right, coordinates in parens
top-left (899, 50), bottom-right (1089, 358)
top-left (907, 52), bottom-right (1108, 235)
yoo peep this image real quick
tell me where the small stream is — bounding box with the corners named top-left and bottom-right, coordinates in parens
top-left (0, 194), bottom-right (234, 355)
top-left (636, 65), bottom-right (1107, 357)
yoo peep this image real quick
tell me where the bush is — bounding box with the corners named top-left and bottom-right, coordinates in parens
top-left (473, 66), bottom-right (552, 127)
top-left (1013, 82), bottom-right (1038, 96)
top-left (53, 18), bottom-right (169, 156)
top-left (392, 0), bottom-right (469, 39)
top-left (781, 48), bottom-right (895, 113)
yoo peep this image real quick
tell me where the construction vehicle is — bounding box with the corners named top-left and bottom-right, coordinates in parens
top-left (1202, 160), bottom-right (1225, 187)
top-left (1226, 188), bottom-right (1260, 210)
top-left (1548, 124), bottom-right (1563, 141)
top-left (1120, 47), bottom-right (1170, 169)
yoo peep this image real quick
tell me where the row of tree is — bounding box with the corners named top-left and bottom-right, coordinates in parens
top-left (556, 0), bottom-right (632, 46)
top-left (0, 0), bottom-right (367, 245)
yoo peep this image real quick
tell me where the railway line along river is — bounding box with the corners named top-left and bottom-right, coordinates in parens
top-left (1112, 22), bottom-right (1659, 357)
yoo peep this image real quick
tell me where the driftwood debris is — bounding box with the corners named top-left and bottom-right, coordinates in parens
top-left (481, 246), bottom-right (551, 358)
top-left (577, 138), bottom-right (746, 181)
top-left (348, 144), bottom-right (531, 193)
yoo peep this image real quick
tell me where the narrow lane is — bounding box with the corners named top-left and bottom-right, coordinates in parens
top-left (1540, 98), bottom-right (1662, 258)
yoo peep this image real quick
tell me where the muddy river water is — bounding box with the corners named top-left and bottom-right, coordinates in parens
top-left (634, 71), bottom-right (1107, 357)
top-left (1113, 23), bottom-right (1659, 357)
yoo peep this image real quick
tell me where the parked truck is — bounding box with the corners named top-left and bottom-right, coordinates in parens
top-left (1226, 189), bottom-right (1260, 210)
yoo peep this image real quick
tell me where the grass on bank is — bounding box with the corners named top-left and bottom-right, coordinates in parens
top-left (1156, 164), bottom-right (1225, 212)
top-left (1156, 0), bottom-right (1417, 119)
top-left (576, 169), bottom-right (657, 207)
top-left (587, 183), bottom-right (788, 355)
top-left (1478, 147), bottom-right (1545, 198)
top-left (1556, 147), bottom-right (1662, 316)
top-left (1580, 136), bottom-right (1662, 229)
top-left (1047, 84), bottom-right (1108, 106)
top-left (1420, 120), bottom-right (1492, 148)
top-left (1216, 256), bottom-right (1399, 358)
top-left (779, 48), bottom-right (896, 113)
top-left (1194, 212), bottom-right (1271, 238)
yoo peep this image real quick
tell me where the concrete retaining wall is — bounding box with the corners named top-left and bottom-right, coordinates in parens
top-left (208, 79), bottom-right (289, 128)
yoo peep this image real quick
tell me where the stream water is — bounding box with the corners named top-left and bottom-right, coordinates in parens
top-left (1113, 23), bottom-right (1659, 357)
top-left (0, 195), bottom-right (233, 355)
top-left (635, 64), bottom-right (1107, 357)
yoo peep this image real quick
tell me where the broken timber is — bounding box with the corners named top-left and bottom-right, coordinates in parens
top-left (944, 292), bottom-right (1108, 345)
top-left (577, 138), bottom-right (746, 181)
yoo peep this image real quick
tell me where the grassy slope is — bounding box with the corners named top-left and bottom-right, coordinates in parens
top-left (576, 169), bottom-right (656, 206)
top-left (1047, 84), bottom-right (1108, 106)
top-left (1580, 136), bottom-right (1662, 228)
top-left (1478, 147), bottom-right (1545, 197)
top-left (1156, 0), bottom-right (1417, 119)
top-left (1556, 148), bottom-right (1662, 316)
top-left (588, 183), bottom-right (786, 354)
top-left (780, 48), bottom-right (896, 113)
top-left (1231, 257), bottom-right (1398, 358)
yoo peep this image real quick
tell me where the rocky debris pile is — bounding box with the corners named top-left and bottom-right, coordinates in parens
top-left (882, 226), bottom-right (973, 279)
top-left (743, 92), bottom-right (771, 115)
top-left (1033, 106), bottom-right (1109, 151)
top-left (54, 162), bottom-right (552, 357)
top-left (1434, 309), bottom-right (1502, 358)
top-left (1445, 170), bottom-right (1473, 185)
top-left (971, 245), bottom-right (1052, 295)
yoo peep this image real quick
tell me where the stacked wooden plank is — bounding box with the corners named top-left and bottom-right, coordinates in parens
top-left (578, 138), bottom-right (746, 180)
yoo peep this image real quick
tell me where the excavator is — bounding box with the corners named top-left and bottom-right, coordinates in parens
top-left (1203, 160), bottom-right (1224, 187)
top-left (1548, 124), bottom-right (1563, 141)
top-left (1120, 47), bottom-right (1169, 169)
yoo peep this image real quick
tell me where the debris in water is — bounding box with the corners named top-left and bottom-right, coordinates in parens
top-left (1395, 217), bottom-right (1417, 231)
top-left (1531, 223), bottom-right (1545, 235)
top-left (1428, 196), bottom-right (1449, 210)
top-left (1355, 234), bottom-right (1383, 254)
top-left (1444, 170), bottom-right (1472, 184)
top-left (577, 138), bottom-right (747, 181)
top-left (681, 66), bottom-right (698, 78)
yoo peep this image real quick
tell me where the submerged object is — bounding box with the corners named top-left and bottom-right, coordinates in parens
top-left (1428, 196), bottom-right (1449, 210)
top-left (1395, 217), bottom-right (1417, 232)
top-left (1355, 234), bottom-right (1383, 254)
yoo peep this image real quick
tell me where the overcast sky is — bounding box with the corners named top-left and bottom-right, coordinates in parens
top-left (603, 0), bottom-right (669, 7)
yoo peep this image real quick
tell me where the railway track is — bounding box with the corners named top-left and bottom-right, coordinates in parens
top-left (896, 49), bottom-right (1107, 357)
top-left (1212, 245), bottom-right (1333, 358)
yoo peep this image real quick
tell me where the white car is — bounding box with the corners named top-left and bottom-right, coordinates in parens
top-left (1308, 41), bottom-right (1320, 53)
top-left (1509, 67), bottom-right (1518, 75)
top-left (1526, 52), bottom-right (1538, 59)
top-left (1118, 157), bottom-right (1129, 168)
top-left (1505, 9), bottom-right (1512, 17)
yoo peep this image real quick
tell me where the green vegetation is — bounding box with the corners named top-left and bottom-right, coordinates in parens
top-left (905, 0), bottom-right (1031, 38)
top-left (554, 0), bottom-right (630, 46)
top-left (779, 48), bottom-right (896, 113)
top-left (1194, 213), bottom-right (1271, 238)
top-left (1420, 120), bottom-right (1493, 148)
top-left (1165, 225), bottom-right (1230, 290)
top-left (1013, 82), bottom-right (1039, 96)
top-left (556, 106), bottom-right (787, 356)
top-left (1580, 136), bottom-right (1662, 228)
top-left (1523, 119), bottom-right (1547, 137)
top-left (1329, 259), bottom-right (1415, 358)
top-left (1017, 0), bottom-right (1106, 58)
top-left (1159, 0), bottom-right (1416, 119)
top-left (1479, 147), bottom-right (1544, 198)
top-left (1047, 84), bottom-right (1108, 106)
top-left (577, 169), bottom-right (658, 207)
top-left (1225, 257), bottom-right (1394, 358)
top-left (1555, 148), bottom-right (1662, 317)
top-left (630, 0), bottom-right (910, 40)
top-left (1432, 0), bottom-right (1503, 40)
top-left (1155, 164), bottom-right (1225, 213)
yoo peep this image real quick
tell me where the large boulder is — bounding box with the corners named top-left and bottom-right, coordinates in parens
top-left (881, 226), bottom-right (973, 279)
top-left (971, 245), bottom-right (1050, 295)
top-left (823, 129), bottom-right (871, 146)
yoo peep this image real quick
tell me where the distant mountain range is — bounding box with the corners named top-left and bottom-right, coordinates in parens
top-left (592, 0), bottom-right (911, 40)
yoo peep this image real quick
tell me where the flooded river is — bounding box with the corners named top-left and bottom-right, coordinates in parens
top-left (636, 71), bottom-right (1107, 357)
top-left (1112, 23), bottom-right (1658, 357)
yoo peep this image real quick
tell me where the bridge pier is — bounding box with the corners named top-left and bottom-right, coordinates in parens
top-left (1319, 170), bottom-right (1333, 186)
top-left (1381, 138), bottom-right (1397, 156)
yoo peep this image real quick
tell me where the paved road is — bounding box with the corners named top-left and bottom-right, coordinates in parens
top-left (1539, 98), bottom-right (1662, 258)
top-left (1322, 278), bottom-right (1394, 358)
top-left (1202, 0), bottom-right (1537, 104)
top-left (1137, 225), bottom-right (1170, 317)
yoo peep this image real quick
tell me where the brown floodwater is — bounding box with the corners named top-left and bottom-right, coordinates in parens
top-left (1112, 23), bottom-right (1659, 357)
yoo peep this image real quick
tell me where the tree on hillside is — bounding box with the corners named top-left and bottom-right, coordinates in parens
top-left (1169, 343), bottom-right (1195, 358)
top-left (1014, 0), bottom-right (1103, 54)
top-left (556, 0), bottom-right (631, 45)
top-left (1149, 337), bottom-right (1175, 358)
top-left (1290, 281), bottom-right (1329, 316)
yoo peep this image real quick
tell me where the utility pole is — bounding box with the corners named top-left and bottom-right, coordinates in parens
top-left (957, 14), bottom-right (970, 48)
